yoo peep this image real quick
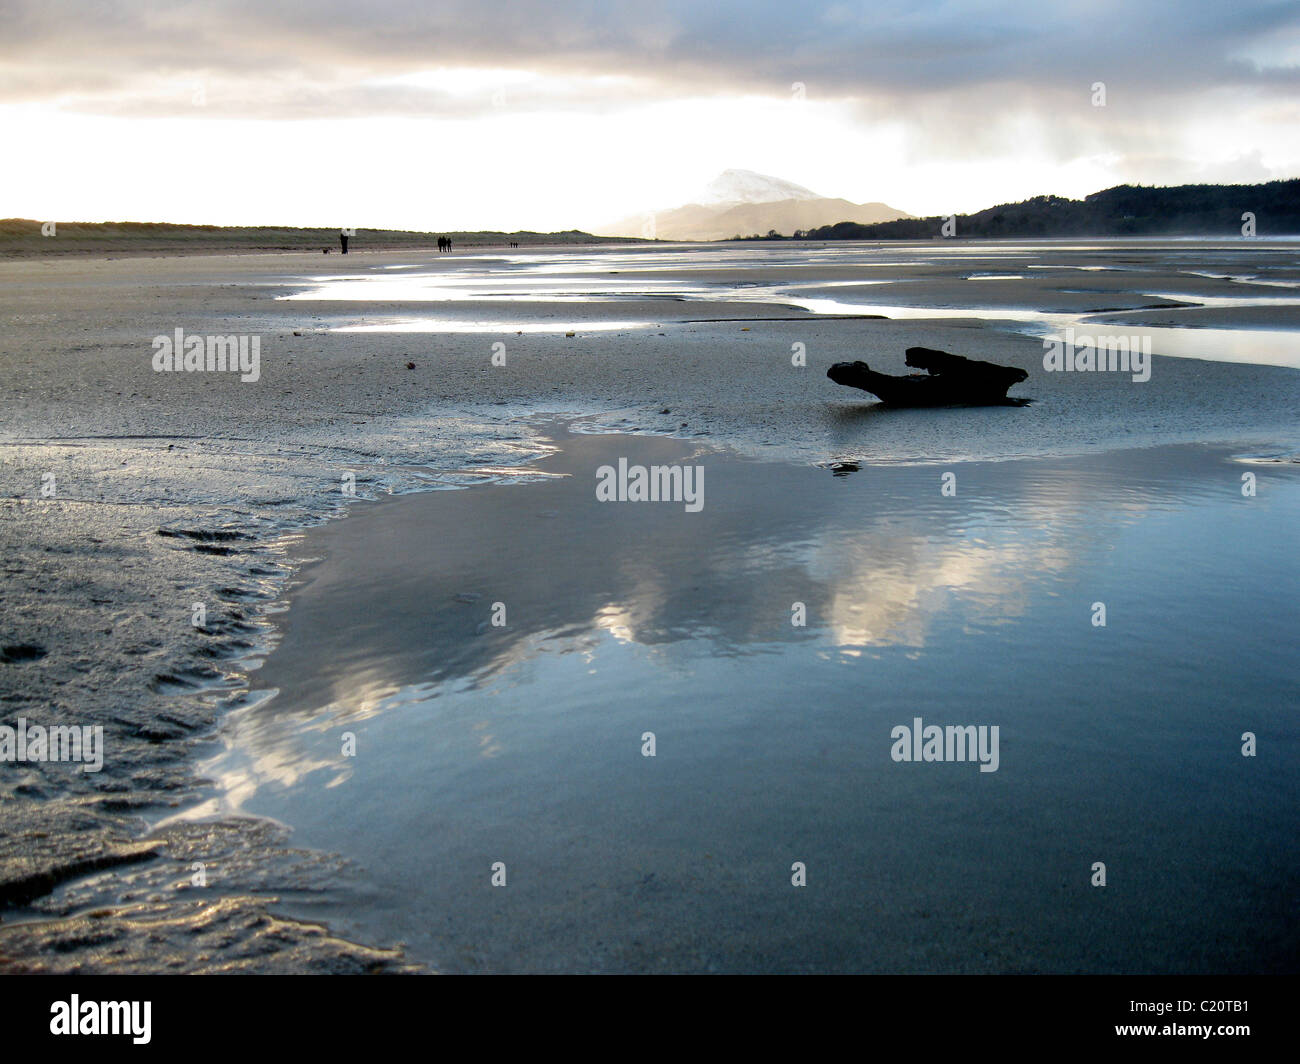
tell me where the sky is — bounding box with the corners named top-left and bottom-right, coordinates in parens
top-left (3, 0), bottom-right (1298, 231)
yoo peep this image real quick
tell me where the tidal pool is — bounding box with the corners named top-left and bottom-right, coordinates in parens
top-left (186, 422), bottom-right (1300, 973)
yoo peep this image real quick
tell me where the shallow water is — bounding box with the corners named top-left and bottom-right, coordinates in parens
top-left (189, 422), bottom-right (1300, 973)
top-left (276, 240), bottom-right (1300, 368)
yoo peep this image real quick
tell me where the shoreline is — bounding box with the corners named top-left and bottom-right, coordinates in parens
top-left (186, 422), bottom-right (1300, 973)
top-left (0, 241), bottom-right (634, 262)
top-left (2, 241), bottom-right (1298, 972)
top-left (7, 233), bottom-right (1300, 261)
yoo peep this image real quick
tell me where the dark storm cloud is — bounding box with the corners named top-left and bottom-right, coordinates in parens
top-left (2, 0), bottom-right (1297, 117)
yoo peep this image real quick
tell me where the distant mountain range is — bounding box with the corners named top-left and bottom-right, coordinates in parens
top-left (803, 180), bottom-right (1300, 240)
top-left (594, 169), bottom-right (912, 242)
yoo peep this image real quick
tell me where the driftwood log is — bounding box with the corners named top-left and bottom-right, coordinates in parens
top-left (827, 347), bottom-right (1028, 407)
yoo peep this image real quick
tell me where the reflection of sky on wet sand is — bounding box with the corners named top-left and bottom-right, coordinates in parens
top-left (188, 423), bottom-right (1300, 973)
top-left (274, 241), bottom-right (1300, 367)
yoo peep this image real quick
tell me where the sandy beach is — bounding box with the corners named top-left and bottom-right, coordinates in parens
top-left (1, 240), bottom-right (1297, 972)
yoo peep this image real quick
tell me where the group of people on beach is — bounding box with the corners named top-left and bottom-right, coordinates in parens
top-left (321, 235), bottom-right (521, 255)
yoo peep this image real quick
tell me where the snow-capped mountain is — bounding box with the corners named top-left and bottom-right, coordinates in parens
top-left (593, 169), bottom-right (911, 241)
top-left (701, 169), bottom-right (822, 205)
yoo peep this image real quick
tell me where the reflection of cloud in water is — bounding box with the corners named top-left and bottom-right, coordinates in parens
top-left (811, 523), bottom-right (1077, 649)
top-left (808, 466), bottom-right (1124, 649)
top-left (184, 425), bottom-right (1248, 817)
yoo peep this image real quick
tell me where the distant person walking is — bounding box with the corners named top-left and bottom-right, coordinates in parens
top-left (340, 230), bottom-right (349, 254)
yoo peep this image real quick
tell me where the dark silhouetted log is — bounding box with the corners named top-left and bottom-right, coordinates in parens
top-left (828, 347), bottom-right (1028, 407)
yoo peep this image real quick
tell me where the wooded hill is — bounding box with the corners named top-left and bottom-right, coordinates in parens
top-left (803, 180), bottom-right (1300, 240)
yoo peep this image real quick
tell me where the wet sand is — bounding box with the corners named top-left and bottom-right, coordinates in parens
top-left (1, 240), bottom-right (1297, 971)
top-left (192, 423), bottom-right (1300, 973)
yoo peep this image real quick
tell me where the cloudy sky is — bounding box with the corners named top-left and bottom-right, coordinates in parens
top-left (4, 0), bottom-right (1298, 231)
